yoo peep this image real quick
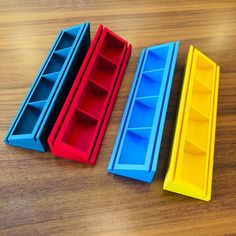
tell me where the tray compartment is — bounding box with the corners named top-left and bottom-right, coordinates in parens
top-left (128, 97), bottom-right (158, 128)
top-left (89, 54), bottom-right (117, 90)
top-left (77, 80), bottom-right (108, 119)
top-left (143, 46), bottom-right (169, 72)
top-left (99, 32), bottom-right (125, 64)
top-left (62, 109), bottom-right (98, 153)
top-left (118, 129), bottom-right (151, 165)
top-left (137, 69), bottom-right (163, 98)
top-left (13, 101), bottom-right (45, 135)
top-left (29, 74), bottom-right (58, 102)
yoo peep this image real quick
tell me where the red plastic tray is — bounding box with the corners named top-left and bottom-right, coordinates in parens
top-left (48, 24), bottom-right (132, 164)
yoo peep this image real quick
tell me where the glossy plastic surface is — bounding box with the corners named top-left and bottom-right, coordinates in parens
top-left (108, 41), bottom-right (179, 182)
top-left (48, 24), bottom-right (132, 164)
top-left (163, 46), bottom-right (220, 201)
top-left (4, 22), bottom-right (90, 152)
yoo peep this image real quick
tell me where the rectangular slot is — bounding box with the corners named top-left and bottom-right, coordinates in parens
top-left (12, 102), bottom-right (45, 135)
top-left (189, 106), bottom-right (209, 122)
top-left (43, 52), bottom-right (67, 74)
top-left (62, 109), bottom-right (98, 153)
top-left (184, 139), bottom-right (206, 155)
top-left (136, 69), bottom-right (163, 97)
top-left (29, 74), bottom-right (58, 102)
top-left (181, 151), bottom-right (206, 189)
top-left (143, 46), bottom-right (169, 72)
top-left (186, 119), bottom-right (209, 152)
top-left (89, 54), bottom-right (117, 90)
top-left (56, 32), bottom-right (75, 50)
top-left (128, 97), bottom-right (158, 128)
top-left (77, 80), bottom-right (108, 119)
top-left (192, 77), bottom-right (211, 94)
top-left (100, 32), bottom-right (125, 64)
top-left (191, 91), bottom-right (211, 117)
top-left (118, 129), bottom-right (151, 165)
top-left (195, 54), bottom-right (215, 89)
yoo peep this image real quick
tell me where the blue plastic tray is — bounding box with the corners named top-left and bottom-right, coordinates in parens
top-left (108, 41), bottom-right (179, 182)
top-left (4, 22), bottom-right (90, 152)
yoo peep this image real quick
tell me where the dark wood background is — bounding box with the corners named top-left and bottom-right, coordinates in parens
top-left (0, 1), bottom-right (235, 235)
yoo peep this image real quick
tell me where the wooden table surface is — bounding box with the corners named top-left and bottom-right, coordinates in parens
top-left (0, 1), bottom-right (236, 235)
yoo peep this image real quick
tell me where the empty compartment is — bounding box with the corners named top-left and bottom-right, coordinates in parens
top-left (192, 78), bottom-right (212, 94)
top-left (128, 97), bottom-right (158, 128)
top-left (30, 75), bottom-right (57, 102)
top-left (136, 69), bottom-right (163, 97)
top-left (186, 119), bottom-right (209, 151)
top-left (56, 32), bottom-right (75, 50)
top-left (184, 139), bottom-right (206, 155)
top-left (12, 102), bottom-right (45, 135)
top-left (180, 151), bottom-right (206, 190)
top-left (189, 106), bottom-right (209, 122)
top-left (191, 91), bottom-right (212, 117)
top-left (143, 46), bottom-right (169, 71)
top-left (43, 52), bottom-right (67, 74)
top-left (118, 129), bottom-right (151, 165)
top-left (65, 26), bottom-right (81, 39)
top-left (89, 54), bottom-right (117, 90)
top-left (100, 32), bottom-right (125, 64)
top-left (62, 109), bottom-right (98, 153)
top-left (77, 80), bottom-right (108, 119)
top-left (195, 54), bottom-right (215, 89)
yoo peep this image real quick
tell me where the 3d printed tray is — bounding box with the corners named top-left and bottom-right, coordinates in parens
top-left (108, 41), bottom-right (179, 182)
top-left (48, 24), bottom-right (132, 164)
top-left (4, 23), bottom-right (90, 152)
top-left (163, 46), bottom-right (220, 201)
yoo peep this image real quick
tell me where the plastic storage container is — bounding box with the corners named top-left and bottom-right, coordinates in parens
top-left (4, 23), bottom-right (90, 152)
top-left (48, 24), bottom-right (132, 164)
top-left (163, 46), bottom-right (220, 201)
top-left (108, 41), bottom-right (179, 182)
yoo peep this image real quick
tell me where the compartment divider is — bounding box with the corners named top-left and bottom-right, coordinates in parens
top-left (194, 77), bottom-right (212, 93)
top-left (54, 47), bottom-right (72, 56)
top-left (28, 100), bottom-right (47, 109)
top-left (43, 72), bottom-right (59, 83)
top-left (87, 78), bottom-right (109, 92)
top-left (98, 52), bottom-right (118, 67)
top-left (127, 127), bottom-right (152, 131)
top-left (185, 138), bottom-right (207, 155)
top-left (142, 68), bottom-right (165, 74)
top-left (189, 105), bottom-right (209, 121)
top-left (75, 107), bottom-right (99, 122)
top-left (136, 95), bottom-right (159, 100)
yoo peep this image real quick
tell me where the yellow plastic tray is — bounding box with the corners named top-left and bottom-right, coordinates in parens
top-left (163, 46), bottom-right (220, 201)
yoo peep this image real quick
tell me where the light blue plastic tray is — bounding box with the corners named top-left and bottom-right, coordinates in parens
top-left (108, 41), bottom-right (179, 182)
top-left (4, 22), bottom-right (90, 152)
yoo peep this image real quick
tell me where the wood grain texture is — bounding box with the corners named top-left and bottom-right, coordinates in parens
top-left (0, 1), bottom-right (236, 235)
